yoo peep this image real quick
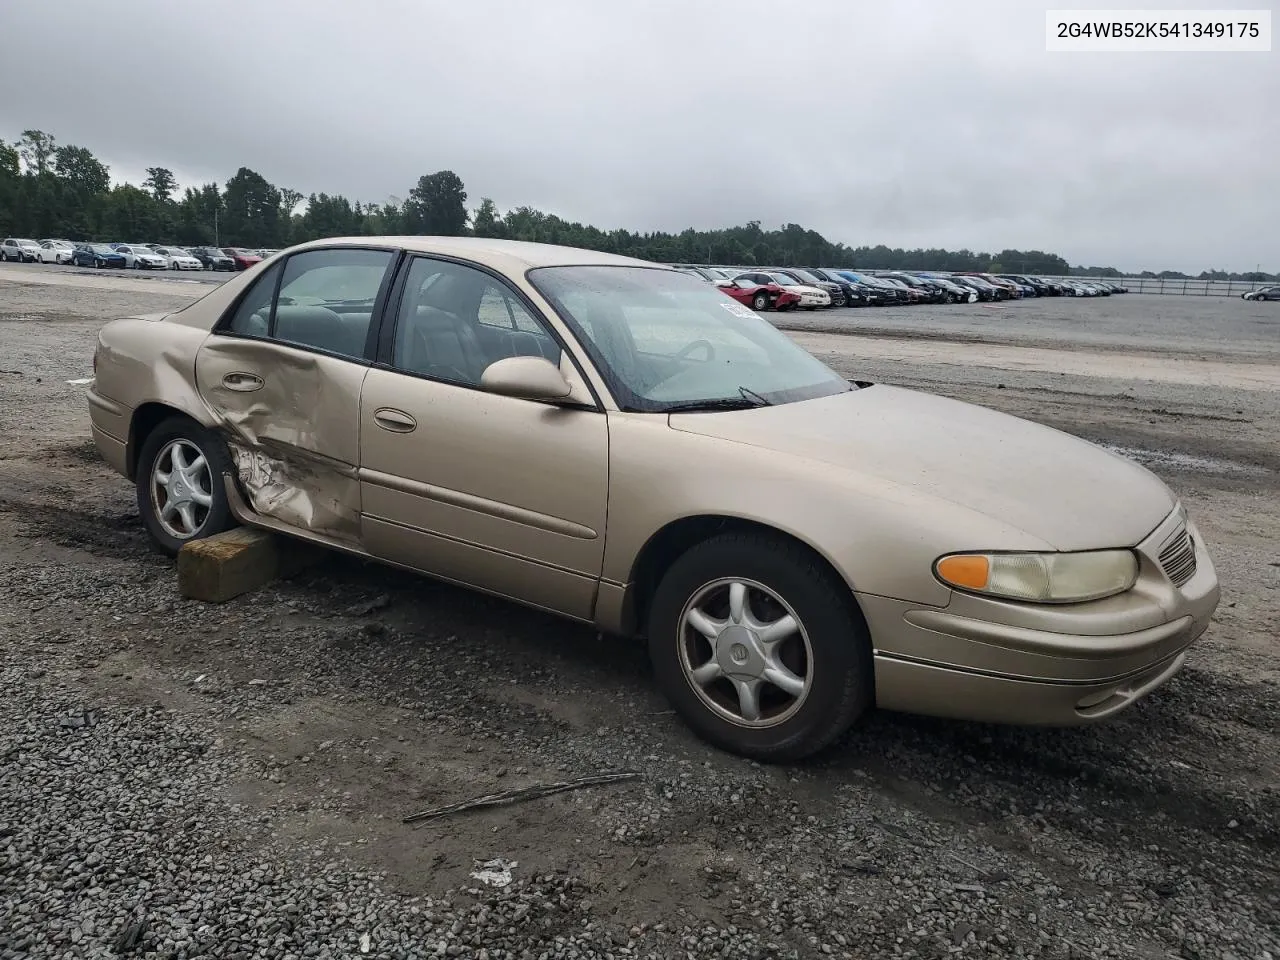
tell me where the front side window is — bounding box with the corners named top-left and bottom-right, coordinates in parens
top-left (529, 265), bottom-right (850, 412)
top-left (392, 257), bottom-right (561, 386)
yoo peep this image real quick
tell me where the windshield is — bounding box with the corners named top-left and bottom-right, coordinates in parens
top-left (528, 265), bottom-right (851, 412)
top-left (788, 269), bottom-right (823, 283)
top-left (766, 272), bottom-right (802, 286)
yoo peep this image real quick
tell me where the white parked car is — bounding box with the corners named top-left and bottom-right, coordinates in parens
top-left (113, 244), bottom-right (170, 270)
top-left (1, 238), bottom-right (42, 262)
top-left (36, 240), bottom-right (76, 264)
top-left (153, 246), bottom-right (204, 270)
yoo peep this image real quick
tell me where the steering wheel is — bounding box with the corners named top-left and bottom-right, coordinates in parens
top-left (675, 339), bottom-right (716, 363)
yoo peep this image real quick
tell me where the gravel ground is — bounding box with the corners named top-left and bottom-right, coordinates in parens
top-left (0, 275), bottom-right (1277, 959)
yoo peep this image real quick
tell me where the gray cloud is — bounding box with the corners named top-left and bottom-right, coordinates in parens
top-left (1, 0), bottom-right (1275, 271)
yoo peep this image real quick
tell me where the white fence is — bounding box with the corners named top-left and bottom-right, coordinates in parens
top-left (1043, 276), bottom-right (1265, 297)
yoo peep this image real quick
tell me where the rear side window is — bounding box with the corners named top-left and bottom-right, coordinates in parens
top-left (273, 249), bottom-right (394, 359)
top-left (226, 263), bottom-right (282, 337)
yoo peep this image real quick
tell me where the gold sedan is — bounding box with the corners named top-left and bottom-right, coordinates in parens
top-left (87, 237), bottom-right (1220, 760)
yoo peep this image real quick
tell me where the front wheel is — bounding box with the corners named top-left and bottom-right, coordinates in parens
top-left (135, 416), bottom-right (236, 556)
top-left (751, 292), bottom-right (769, 311)
top-left (648, 533), bottom-right (873, 762)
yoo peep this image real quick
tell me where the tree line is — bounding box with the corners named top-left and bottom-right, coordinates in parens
top-left (0, 129), bottom-right (1273, 281)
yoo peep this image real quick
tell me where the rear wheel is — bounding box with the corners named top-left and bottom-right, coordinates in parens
top-left (648, 533), bottom-right (873, 762)
top-left (135, 416), bottom-right (236, 556)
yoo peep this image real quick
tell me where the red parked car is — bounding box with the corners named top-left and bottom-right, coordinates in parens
top-left (221, 247), bottom-right (263, 271)
top-left (721, 276), bottom-right (802, 311)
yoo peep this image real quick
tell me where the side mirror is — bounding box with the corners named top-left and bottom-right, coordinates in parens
top-left (480, 356), bottom-right (572, 402)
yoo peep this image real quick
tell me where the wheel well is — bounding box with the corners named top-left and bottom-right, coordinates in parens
top-left (127, 402), bottom-right (190, 480)
top-left (626, 515), bottom-right (854, 636)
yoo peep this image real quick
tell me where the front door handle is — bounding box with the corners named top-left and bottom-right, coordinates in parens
top-left (222, 372), bottom-right (264, 392)
top-left (373, 407), bottom-right (417, 433)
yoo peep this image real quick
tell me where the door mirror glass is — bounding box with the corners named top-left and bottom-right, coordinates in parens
top-left (480, 356), bottom-right (572, 401)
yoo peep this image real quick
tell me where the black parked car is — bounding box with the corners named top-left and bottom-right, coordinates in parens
top-left (880, 272), bottom-right (951, 304)
top-left (814, 272), bottom-right (896, 305)
top-left (188, 247), bottom-right (236, 271)
top-left (771, 268), bottom-right (846, 307)
top-left (950, 276), bottom-right (1000, 301)
top-left (1000, 275), bottom-right (1057, 297)
top-left (846, 271), bottom-right (916, 305)
top-left (1243, 285), bottom-right (1280, 301)
top-left (923, 275), bottom-right (981, 302)
top-left (807, 268), bottom-right (873, 306)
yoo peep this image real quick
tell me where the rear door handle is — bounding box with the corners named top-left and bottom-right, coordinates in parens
top-left (222, 372), bottom-right (264, 392)
top-left (373, 407), bottom-right (417, 433)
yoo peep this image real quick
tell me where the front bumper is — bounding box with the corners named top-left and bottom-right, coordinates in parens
top-left (863, 506), bottom-right (1220, 725)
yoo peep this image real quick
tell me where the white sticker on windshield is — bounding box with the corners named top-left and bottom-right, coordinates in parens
top-left (719, 300), bottom-right (757, 320)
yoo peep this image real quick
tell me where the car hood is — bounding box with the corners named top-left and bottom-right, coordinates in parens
top-left (785, 284), bottom-right (827, 297)
top-left (668, 385), bottom-right (1174, 550)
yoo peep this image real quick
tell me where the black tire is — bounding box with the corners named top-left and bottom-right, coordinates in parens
top-left (751, 292), bottom-right (769, 311)
top-left (135, 416), bottom-right (237, 556)
top-left (648, 532), bottom-right (874, 762)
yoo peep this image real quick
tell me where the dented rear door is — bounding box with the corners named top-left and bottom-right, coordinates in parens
top-left (195, 340), bottom-right (368, 543)
top-left (193, 246), bottom-right (398, 545)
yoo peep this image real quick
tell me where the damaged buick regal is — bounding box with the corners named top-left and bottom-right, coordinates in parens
top-left (86, 237), bottom-right (1220, 761)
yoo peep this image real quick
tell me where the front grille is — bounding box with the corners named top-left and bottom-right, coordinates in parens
top-left (1158, 527), bottom-right (1197, 587)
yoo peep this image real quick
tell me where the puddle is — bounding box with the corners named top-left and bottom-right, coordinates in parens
top-left (1101, 443), bottom-right (1269, 476)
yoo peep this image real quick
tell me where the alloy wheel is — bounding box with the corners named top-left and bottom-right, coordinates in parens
top-left (150, 438), bottom-right (214, 540)
top-left (678, 578), bottom-right (813, 728)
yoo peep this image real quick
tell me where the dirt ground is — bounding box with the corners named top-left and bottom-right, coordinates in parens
top-left (0, 265), bottom-right (1276, 959)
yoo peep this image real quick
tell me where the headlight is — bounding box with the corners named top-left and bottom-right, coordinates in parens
top-left (934, 550), bottom-right (1138, 603)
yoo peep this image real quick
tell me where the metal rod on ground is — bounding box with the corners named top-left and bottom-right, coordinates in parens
top-left (402, 772), bottom-right (641, 825)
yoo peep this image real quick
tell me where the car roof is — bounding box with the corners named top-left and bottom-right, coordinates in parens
top-left (283, 235), bottom-right (665, 272)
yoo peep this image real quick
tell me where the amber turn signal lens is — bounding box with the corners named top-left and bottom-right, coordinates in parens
top-left (936, 554), bottom-right (990, 590)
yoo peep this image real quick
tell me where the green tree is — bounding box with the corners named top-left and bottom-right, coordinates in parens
top-left (18, 130), bottom-right (57, 175)
top-left (53, 144), bottom-right (110, 196)
top-left (98, 184), bottom-right (165, 242)
top-left (279, 187), bottom-right (303, 218)
top-left (404, 170), bottom-right (467, 235)
top-left (471, 197), bottom-right (504, 238)
top-left (301, 192), bottom-right (359, 239)
top-left (222, 167), bottom-right (282, 246)
top-left (176, 183), bottom-right (224, 246)
top-left (0, 140), bottom-right (18, 178)
top-left (143, 167), bottom-right (178, 202)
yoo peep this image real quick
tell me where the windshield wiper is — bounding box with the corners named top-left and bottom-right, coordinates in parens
top-left (664, 387), bottom-right (772, 413)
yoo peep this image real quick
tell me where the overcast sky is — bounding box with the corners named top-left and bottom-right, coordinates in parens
top-left (1, 0), bottom-right (1275, 272)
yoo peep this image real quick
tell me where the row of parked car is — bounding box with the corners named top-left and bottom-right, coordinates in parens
top-left (670, 264), bottom-right (1129, 310)
top-left (0, 237), bottom-right (279, 272)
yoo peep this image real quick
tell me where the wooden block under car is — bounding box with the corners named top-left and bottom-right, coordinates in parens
top-left (177, 527), bottom-right (324, 603)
